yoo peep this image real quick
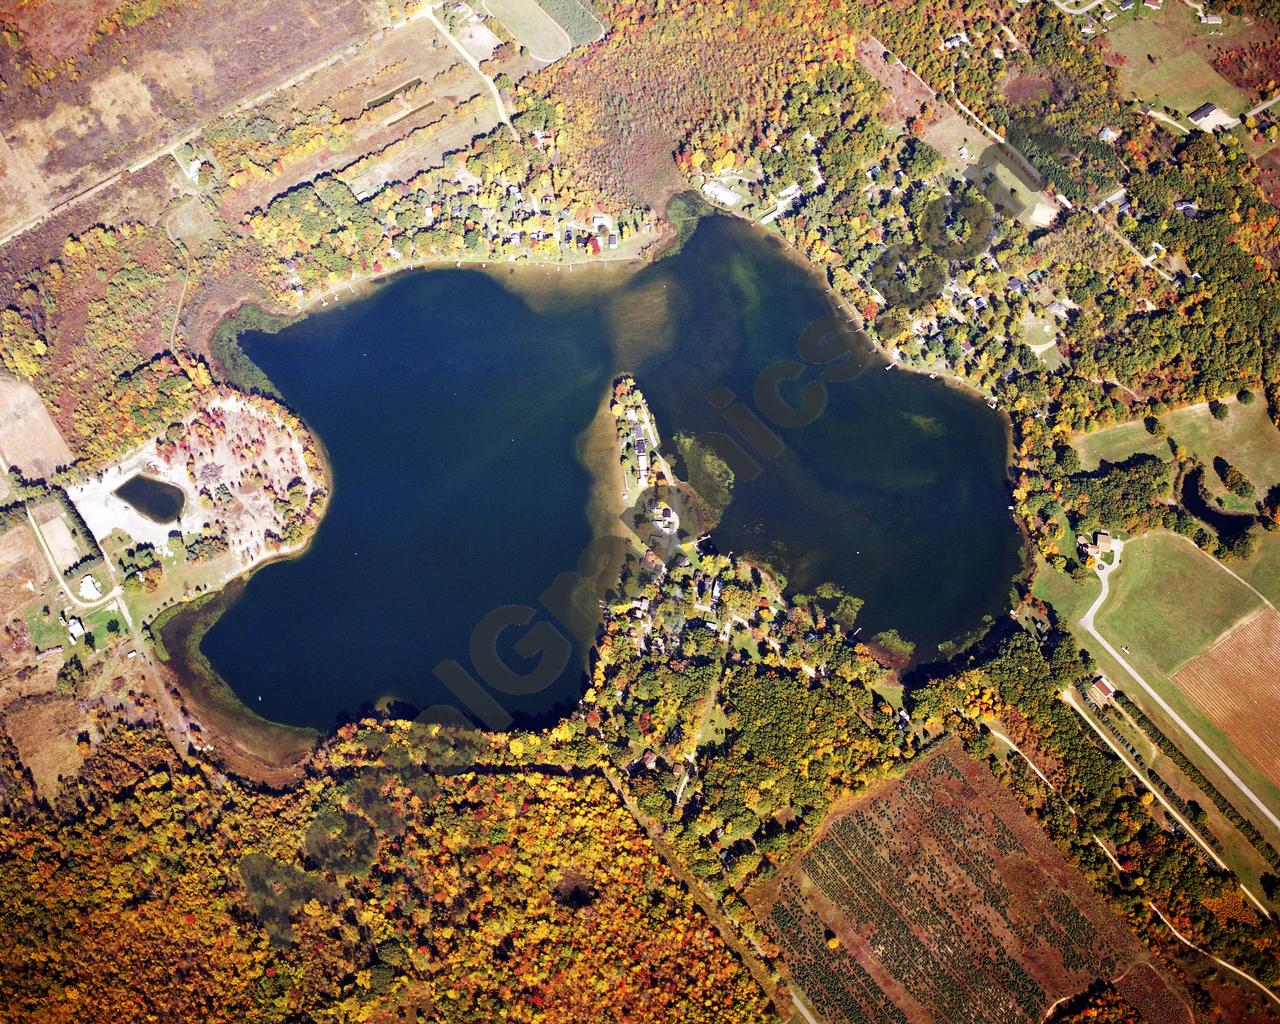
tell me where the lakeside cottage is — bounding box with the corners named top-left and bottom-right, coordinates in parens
top-left (701, 181), bottom-right (743, 207)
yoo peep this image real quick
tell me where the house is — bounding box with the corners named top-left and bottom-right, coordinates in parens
top-left (607, 233), bottom-right (619, 250)
top-left (67, 617), bottom-right (85, 642)
top-left (1092, 676), bottom-right (1117, 702)
top-left (1101, 6), bottom-right (1117, 19)
top-left (1098, 125), bottom-right (1121, 143)
top-left (1143, 0), bottom-right (1162, 8)
top-left (942, 31), bottom-right (970, 49)
top-left (1096, 530), bottom-right (1113, 554)
top-left (1117, 0), bottom-right (1134, 10)
top-left (1007, 277), bottom-right (1027, 296)
top-left (1046, 300), bottom-right (1069, 320)
top-left (1174, 199), bottom-right (1199, 215)
top-left (1199, 10), bottom-right (1222, 22)
top-left (1188, 102), bottom-right (1235, 131)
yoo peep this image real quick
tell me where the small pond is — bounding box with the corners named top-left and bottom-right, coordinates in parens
top-left (115, 474), bottom-right (186, 524)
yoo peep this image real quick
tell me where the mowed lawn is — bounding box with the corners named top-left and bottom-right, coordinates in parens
top-left (1104, 5), bottom-right (1251, 117)
top-left (1074, 397), bottom-right (1280, 508)
top-left (484, 0), bottom-right (572, 60)
top-left (1096, 532), bottom-right (1264, 676)
top-left (923, 115), bottom-right (1057, 228)
top-left (1235, 532), bottom-right (1280, 607)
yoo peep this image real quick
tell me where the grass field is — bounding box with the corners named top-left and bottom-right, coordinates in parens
top-left (164, 195), bottom-right (222, 256)
top-left (1032, 554), bottom-right (1100, 623)
top-left (922, 115), bottom-right (1059, 228)
top-left (1096, 532), bottom-right (1263, 675)
top-left (1074, 396), bottom-right (1280, 509)
top-left (1103, 4), bottom-right (1253, 117)
top-left (484, 0), bottom-right (572, 60)
top-left (1236, 532), bottom-right (1280, 606)
top-left (535, 0), bottom-right (607, 46)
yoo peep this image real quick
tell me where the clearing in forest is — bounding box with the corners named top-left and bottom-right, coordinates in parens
top-left (0, 379), bottom-right (73, 480)
top-left (1101, 4), bottom-right (1262, 118)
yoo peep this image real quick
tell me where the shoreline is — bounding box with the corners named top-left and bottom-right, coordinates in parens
top-left (295, 245), bottom-right (657, 317)
top-left (150, 588), bottom-right (319, 780)
top-left (158, 203), bottom-right (1026, 775)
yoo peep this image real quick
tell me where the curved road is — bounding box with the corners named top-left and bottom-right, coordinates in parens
top-left (1150, 902), bottom-right (1280, 1009)
top-left (1079, 539), bottom-right (1280, 835)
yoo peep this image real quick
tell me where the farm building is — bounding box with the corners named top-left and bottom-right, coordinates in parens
top-left (1189, 103), bottom-right (1236, 131)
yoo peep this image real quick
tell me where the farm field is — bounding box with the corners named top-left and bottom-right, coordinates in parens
top-left (1101, 4), bottom-right (1257, 118)
top-left (761, 742), bottom-right (1183, 1024)
top-left (1073, 396), bottom-right (1280, 508)
top-left (1173, 608), bottom-right (1280, 793)
top-left (484, 0), bottom-right (573, 60)
top-left (1066, 531), bottom-right (1280, 853)
top-left (32, 505), bottom-right (87, 573)
top-left (0, 0), bottom-right (381, 237)
top-left (1095, 532), bottom-right (1263, 676)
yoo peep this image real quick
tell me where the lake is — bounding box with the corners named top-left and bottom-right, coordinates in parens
top-left (184, 214), bottom-right (1023, 732)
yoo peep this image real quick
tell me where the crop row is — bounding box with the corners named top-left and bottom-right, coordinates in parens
top-left (1114, 691), bottom-right (1280, 871)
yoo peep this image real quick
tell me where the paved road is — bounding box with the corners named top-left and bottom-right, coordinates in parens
top-left (1047, 0), bottom-right (1107, 12)
top-left (1062, 687), bottom-right (1272, 915)
top-left (1079, 539), bottom-right (1280, 835)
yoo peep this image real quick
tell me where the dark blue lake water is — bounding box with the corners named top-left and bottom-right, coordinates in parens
top-left (180, 214), bottom-right (1022, 731)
